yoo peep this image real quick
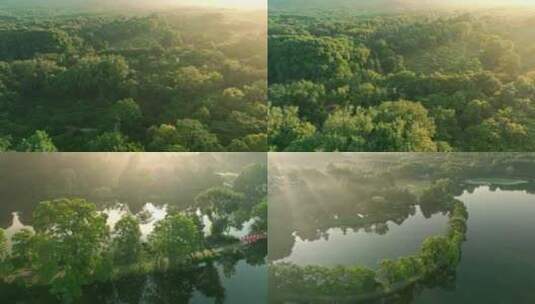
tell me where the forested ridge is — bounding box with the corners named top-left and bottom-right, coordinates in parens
top-left (0, 7), bottom-right (267, 151)
top-left (268, 9), bottom-right (535, 151)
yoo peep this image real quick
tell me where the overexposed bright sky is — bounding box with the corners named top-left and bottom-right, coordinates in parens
top-left (441, 0), bottom-right (535, 5)
top-left (270, 0), bottom-right (535, 7)
top-left (176, 0), bottom-right (266, 9)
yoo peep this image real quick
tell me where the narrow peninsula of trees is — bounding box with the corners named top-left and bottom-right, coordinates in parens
top-left (269, 181), bottom-right (469, 302)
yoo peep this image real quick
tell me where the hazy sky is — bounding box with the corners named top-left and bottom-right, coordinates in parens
top-left (170, 0), bottom-right (266, 8)
top-left (6, 0), bottom-right (532, 10)
top-left (270, 0), bottom-right (535, 9)
top-left (432, 0), bottom-right (535, 6)
top-left (0, 0), bottom-right (267, 10)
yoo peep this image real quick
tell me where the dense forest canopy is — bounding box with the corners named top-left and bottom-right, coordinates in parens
top-left (268, 3), bottom-right (535, 151)
top-left (0, 3), bottom-right (267, 151)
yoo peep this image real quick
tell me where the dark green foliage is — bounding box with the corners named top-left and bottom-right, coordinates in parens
top-left (269, 10), bottom-right (535, 151)
top-left (10, 229), bottom-right (34, 269)
top-left (420, 178), bottom-right (456, 217)
top-left (251, 199), bottom-right (268, 232)
top-left (32, 198), bottom-right (110, 302)
top-left (88, 131), bottom-right (143, 152)
top-left (268, 106), bottom-right (316, 151)
top-left (195, 187), bottom-right (245, 235)
top-left (420, 178), bottom-right (453, 204)
top-left (269, 263), bottom-right (378, 296)
top-left (233, 163), bottom-right (268, 202)
top-left (0, 229), bottom-right (7, 263)
top-left (16, 130), bottom-right (57, 152)
top-left (0, 8), bottom-right (267, 151)
top-left (269, 35), bottom-right (364, 83)
top-left (147, 119), bottom-right (222, 152)
top-left (112, 214), bottom-right (142, 265)
top-left (377, 256), bottom-right (423, 288)
top-left (149, 213), bottom-right (202, 267)
top-left (0, 29), bottom-right (73, 60)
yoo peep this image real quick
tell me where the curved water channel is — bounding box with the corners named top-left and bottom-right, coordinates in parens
top-left (270, 180), bottom-right (535, 303)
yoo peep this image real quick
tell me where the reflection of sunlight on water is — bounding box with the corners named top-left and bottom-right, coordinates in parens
top-left (229, 218), bottom-right (254, 238)
top-left (102, 203), bottom-right (129, 230)
top-left (139, 203), bottom-right (167, 241)
top-left (6, 202), bottom-right (250, 247)
top-left (4, 212), bottom-right (34, 250)
top-left (102, 202), bottom-right (168, 241)
top-left (201, 211), bottom-right (252, 237)
top-left (202, 213), bottom-right (212, 236)
top-left (108, 202), bottom-right (253, 240)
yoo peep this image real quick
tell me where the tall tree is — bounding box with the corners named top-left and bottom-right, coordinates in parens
top-left (149, 214), bottom-right (202, 267)
top-left (32, 198), bottom-right (109, 302)
top-left (195, 187), bottom-right (245, 235)
top-left (112, 214), bottom-right (142, 265)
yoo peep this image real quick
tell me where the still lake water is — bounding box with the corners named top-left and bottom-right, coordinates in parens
top-left (191, 261), bottom-right (267, 304)
top-left (271, 184), bottom-right (535, 303)
top-left (276, 207), bottom-right (448, 269)
top-left (414, 186), bottom-right (535, 304)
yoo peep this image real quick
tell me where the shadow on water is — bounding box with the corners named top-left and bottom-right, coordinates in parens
top-left (0, 239), bottom-right (267, 304)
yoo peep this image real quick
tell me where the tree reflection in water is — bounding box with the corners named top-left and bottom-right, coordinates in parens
top-left (269, 153), bottom-right (535, 303)
top-left (0, 153), bottom-right (268, 303)
top-left (1, 239), bottom-right (267, 304)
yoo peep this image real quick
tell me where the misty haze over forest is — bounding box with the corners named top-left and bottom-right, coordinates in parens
top-left (0, 0), bottom-right (266, 10)
top-left (270, 0), bottom-right (535, 11)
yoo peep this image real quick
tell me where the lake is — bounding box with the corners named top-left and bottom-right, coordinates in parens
top-left (268, 153), bottom-right (535, 303)
top-left (1, 259), bottom-right (267, 304)
top-left (275, 207), bottom-right (448, 269)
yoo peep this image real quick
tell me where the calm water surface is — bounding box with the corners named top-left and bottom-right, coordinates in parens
top-left (414, 186), bottom-right (535, 303)
top-left (276, 207), bottom-right (448, 268)
top-left (191, 261), bottom-right (267, 304)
